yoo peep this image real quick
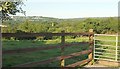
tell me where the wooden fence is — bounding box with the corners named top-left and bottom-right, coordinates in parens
top-left (2, 30), bottom-right (94, 67)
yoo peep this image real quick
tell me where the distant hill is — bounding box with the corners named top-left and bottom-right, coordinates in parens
top-left (9, 16), bottom-right (117, 24)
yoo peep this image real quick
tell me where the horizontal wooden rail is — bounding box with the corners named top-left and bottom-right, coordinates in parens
top-left (66, 58), bottom-right (92, 67)
top-left (3, 42), bottom-right (88, 54)
top-left (2, 32), bottom-right (94, 37)
top-left (61, 49), bottom-right (92, 59)
top-left (13, 49), bottom-right (92, 67)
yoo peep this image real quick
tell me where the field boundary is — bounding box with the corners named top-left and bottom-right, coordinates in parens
top-left (2, 30), bottom-right (94, 67)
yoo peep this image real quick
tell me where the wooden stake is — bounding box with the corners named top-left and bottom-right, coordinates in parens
top-left (61, 30), bottom-right (65, 67)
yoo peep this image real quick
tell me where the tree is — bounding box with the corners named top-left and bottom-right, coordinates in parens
top-left (0, 1), bottom-right (25, 20)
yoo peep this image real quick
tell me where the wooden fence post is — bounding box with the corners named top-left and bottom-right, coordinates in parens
top-left (61, 30), bottom-right (65, 67)
top-left (88, 29), bottom-right (94, 65)
top-left (0, 27), bottom-right (2, 68)
top-left (115, 33), bottom-right (118, 61)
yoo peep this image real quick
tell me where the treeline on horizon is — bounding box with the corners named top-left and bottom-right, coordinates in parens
top-left (2, 16), bottom-right (118, 34)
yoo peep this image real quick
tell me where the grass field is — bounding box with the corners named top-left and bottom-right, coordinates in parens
top-left (2, 37), bottom-right (89, 50)
top-left (2, 37), bottom-right (90, 67)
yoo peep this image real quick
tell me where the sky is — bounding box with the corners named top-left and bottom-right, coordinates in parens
top-left (16, 0), bottom-right (120, 18)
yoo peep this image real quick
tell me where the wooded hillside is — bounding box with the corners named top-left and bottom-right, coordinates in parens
top-left (2, 16), bottom-right (118, 34)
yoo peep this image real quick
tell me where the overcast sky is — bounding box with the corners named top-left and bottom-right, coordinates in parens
top-left (16, 0), bottom-right (119, 18)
